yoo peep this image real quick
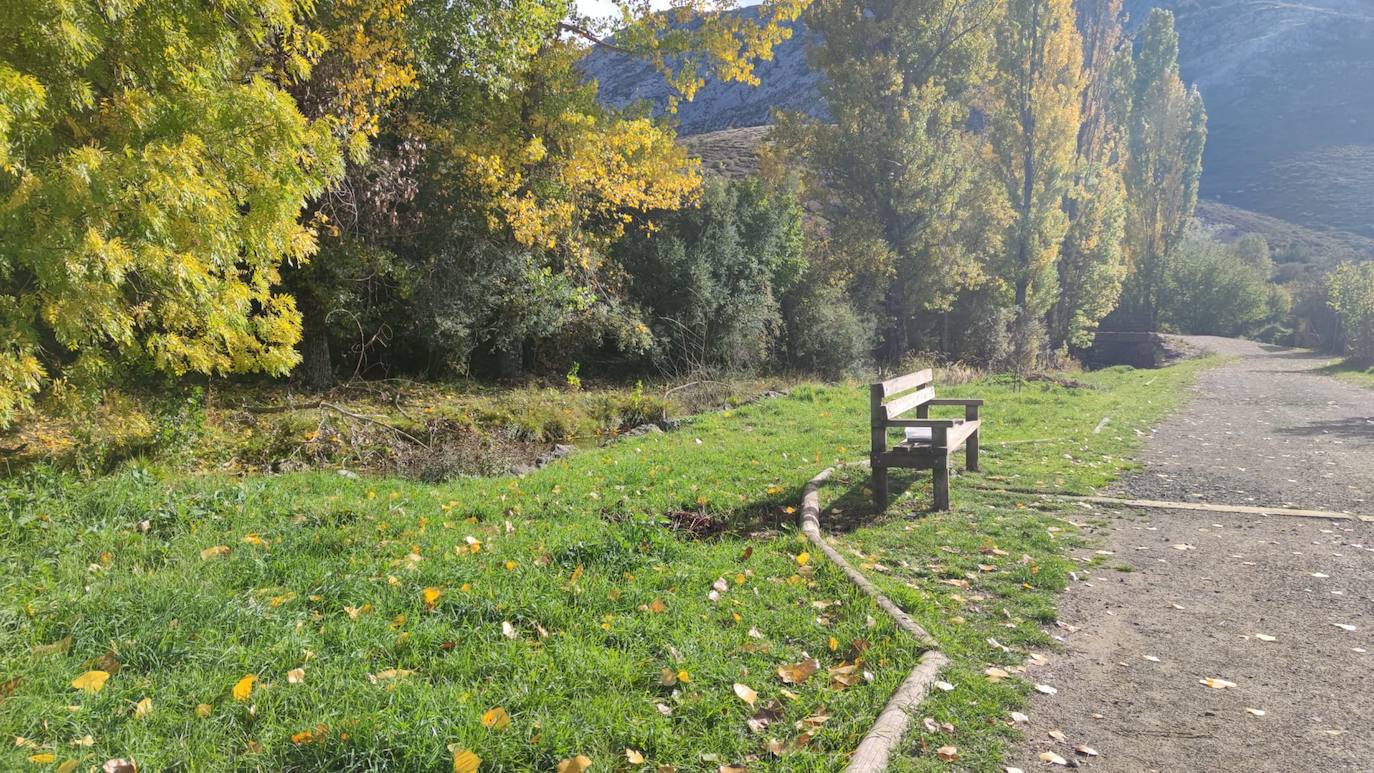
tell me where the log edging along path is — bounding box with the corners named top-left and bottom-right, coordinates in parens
top-left (797, 464), bottom-right (947, 772)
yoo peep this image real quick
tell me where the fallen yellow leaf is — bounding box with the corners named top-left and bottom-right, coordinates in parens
top-left (452, 748), bottom-right (481, 773)
top-left (626, 749), bottom-right (645, 764)
top-left (134, 697), bottom-right (153, 718)
top-left (557, 755), bottom-right (592, 773)
top-left (287, 668), bottom-right (305, 684)
top-left (71, 670), bottom-right (110, 693)
top-left (28, 753), bottom-right (56, 764)
top-left (200, 545), bottom-right (231, 561)
top-left (423, 586), bottom-right (443, 608)
top-left (195, 704), bottom-right (213, 718)
top-left (481, 706), bottom-right (510, 730)
top-left (795, 552), bottom-right (810, 566)
top-left (936, 745), bottom-right (959, 761)
top-left (232, 675), bottom-right (257, 702)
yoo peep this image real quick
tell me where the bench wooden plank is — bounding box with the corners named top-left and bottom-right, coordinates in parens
top-left (881, 387), bottom-right (935, 421)
top-left (880, 369), bottom-right (934, 398)
top-left (927, 398), bottom-right (984, 407)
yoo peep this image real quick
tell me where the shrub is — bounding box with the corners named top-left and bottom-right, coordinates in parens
top-left (618, 177), bottom-right (804, 374)
top-left (1327, 261), bottom-right (1374, 364)
top-left (788, 283), bottom-right (875, 378)
top-left (1159, 230), bottom-right (1272, 336)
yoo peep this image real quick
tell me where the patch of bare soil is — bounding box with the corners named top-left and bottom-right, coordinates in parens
top-left (1007, 337), bottom-right (1374, 772)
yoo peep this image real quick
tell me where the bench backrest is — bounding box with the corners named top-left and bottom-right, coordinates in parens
top-left (870, 368), bottom-right (935, 424)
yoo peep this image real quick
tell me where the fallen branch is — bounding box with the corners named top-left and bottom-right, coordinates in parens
top-left (319, 402), bottom-right (429, 449)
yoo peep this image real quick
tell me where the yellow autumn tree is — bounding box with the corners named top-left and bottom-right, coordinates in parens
top-left (0, 0), bottom-right (343, 426)
top-left (988, 0), bottom-right (1085, 340)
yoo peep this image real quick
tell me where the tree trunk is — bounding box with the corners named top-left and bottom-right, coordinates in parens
top-left (497, 343), bottom-right (523, 381)
top-left (298, 310), bottom-right (335, 390)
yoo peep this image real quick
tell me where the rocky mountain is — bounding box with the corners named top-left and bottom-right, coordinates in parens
top-left (581, 6), bottom-right (827, 135)
top-left (582, 1), bottom-right (1374, 250)
top-left (1124, 1), bottom-right (1374, 239)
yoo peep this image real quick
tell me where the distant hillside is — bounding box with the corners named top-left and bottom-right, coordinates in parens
top-left (1123, 1), bottom-right (1374, 238)
top-left (585, 1), bottom-right (1374, 245)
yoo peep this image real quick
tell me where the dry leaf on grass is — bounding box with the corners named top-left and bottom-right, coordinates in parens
top-left (936, 745), bottom-right (959, 761)
top-left (557, 755), bottom-right (592, 773)
top-left (733, 683), bottom-right (758, 706)
top-left (777, 658), bottom-right (819, 685)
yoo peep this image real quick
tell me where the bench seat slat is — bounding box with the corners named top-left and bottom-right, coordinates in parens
top-left (881, 386), bottom-right (935, 421)
top-left (892, 420), bottom-right (980, 451)
top-left (880, 368), bottom-right (934, 398)
top-left (926, 398), bottom-right (984, 407)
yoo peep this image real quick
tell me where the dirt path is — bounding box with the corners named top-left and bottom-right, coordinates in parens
top-left (1007, 337), bottom-right (1374, 772)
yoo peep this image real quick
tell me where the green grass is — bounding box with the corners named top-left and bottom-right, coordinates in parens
top-left (0, 360), bottom-right (1212, 772)
top-left (1319, 357), bottom-right (1374, 389)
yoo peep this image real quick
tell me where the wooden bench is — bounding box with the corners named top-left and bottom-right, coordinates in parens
top-left (870, 369), bottom-right (983, 511)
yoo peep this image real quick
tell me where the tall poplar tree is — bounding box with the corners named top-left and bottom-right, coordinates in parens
top-left (1048, 0), bottom-right (1131, 348)
top-left (1119, 8), bottom-right (1207, 327)
top-left (774, 0), bottom-right (1005, 363)
top-left (989, 0), bottom-right (1085, 354)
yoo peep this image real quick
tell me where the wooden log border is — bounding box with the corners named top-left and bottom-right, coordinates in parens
top-left (798, 463), bottom-right (948, 772)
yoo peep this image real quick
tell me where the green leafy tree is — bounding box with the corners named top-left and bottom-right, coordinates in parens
top-left (0, 0), bottom-right (344, 426)
top-left (774, 0), bottom-right (1006, 363)
top-left (1119, 9), bottom-right (1207, 327)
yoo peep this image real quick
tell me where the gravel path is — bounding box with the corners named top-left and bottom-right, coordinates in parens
top-left (1007, 337), bottom-right (1374, 772)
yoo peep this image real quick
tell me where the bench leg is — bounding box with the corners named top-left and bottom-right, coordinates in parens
top-left (932, 461), bottom-right (950, 511)
top-left (966, 428), bottom-right (980, 472)
top-left (873, 465), bottom-right (889, 511)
